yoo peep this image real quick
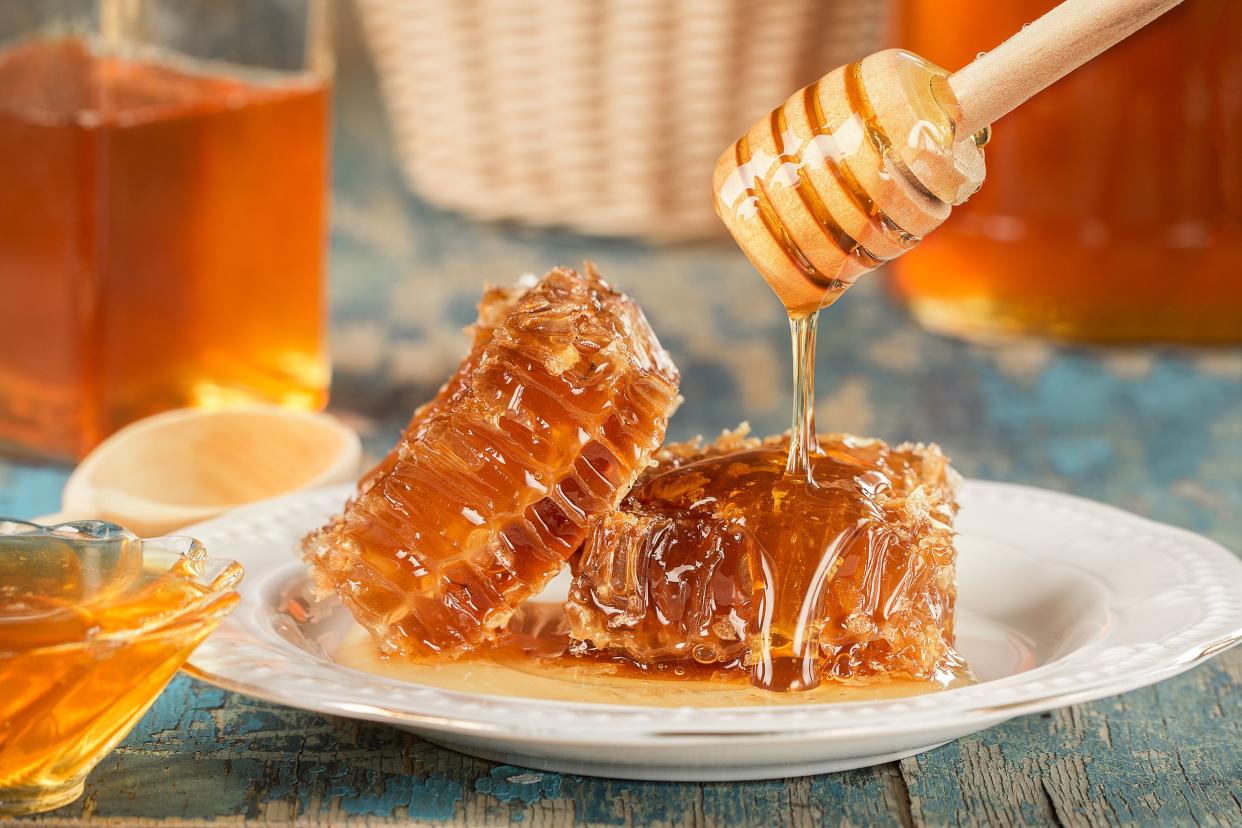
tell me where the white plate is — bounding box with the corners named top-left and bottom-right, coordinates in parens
top-left (184, 482), bottom-right (1242, 781)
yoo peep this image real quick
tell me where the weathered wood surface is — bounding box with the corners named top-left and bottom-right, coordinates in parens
top-left (2, 3), bottom-right (1239, 825)
top-left (0, 660), bottom-right (1237, 827)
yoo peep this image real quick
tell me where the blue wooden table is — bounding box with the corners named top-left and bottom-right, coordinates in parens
top-left (5, 5), bottom-right (1240, 826)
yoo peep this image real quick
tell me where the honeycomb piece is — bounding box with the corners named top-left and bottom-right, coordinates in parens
top-left (567, 429), bottom-right (960, 689)
top-left (305, 265), bottom-right (680, 657)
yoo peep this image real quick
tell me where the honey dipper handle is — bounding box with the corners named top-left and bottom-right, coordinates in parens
top-left (947, 0), bottom-right (1184, 137)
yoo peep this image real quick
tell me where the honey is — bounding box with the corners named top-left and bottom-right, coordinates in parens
top-left (332, 603), bottom-right (970, 707)
top-left (0, 37), bottom-right (330, 460)
top-left (303, 266), bottom-right (681, 658)
top-left (893, 0), bottom-right (1242, 343)
top-left (568, 433), bottom-right (962, 692)
top-left (303, 53), bottom-right (980, 687)
top-left (0, 521), bottom-right (241, 815)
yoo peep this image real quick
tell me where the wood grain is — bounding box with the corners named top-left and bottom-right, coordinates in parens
top-left (948, 0), bottom-right (1185, 135)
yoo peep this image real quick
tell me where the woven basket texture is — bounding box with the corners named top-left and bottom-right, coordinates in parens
top-left (357, 0), bottom-right (888, 240)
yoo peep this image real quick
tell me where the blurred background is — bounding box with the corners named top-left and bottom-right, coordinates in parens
top-left (0, 0), bottom-right (1238, 548)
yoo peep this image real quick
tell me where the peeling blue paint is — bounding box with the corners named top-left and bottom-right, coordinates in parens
top-left (121, 677), bottom-right (225, 751)
top-left (236, 714), bottom-right (269, 735)
top-left (338, 774), bottom-right (462, 821)
top-left (474, 765), bottom-right (562, 805)
top-left (246, 747), bottom-right (357, 818)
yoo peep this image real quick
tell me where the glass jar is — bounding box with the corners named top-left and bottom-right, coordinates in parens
top-left (892, 0), bottom-right (1242, 343)
top-left (0, 1), bottom-right (332, 460)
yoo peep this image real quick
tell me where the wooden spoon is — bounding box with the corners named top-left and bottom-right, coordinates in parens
top-left (38, 407), bottom-right (361, 537)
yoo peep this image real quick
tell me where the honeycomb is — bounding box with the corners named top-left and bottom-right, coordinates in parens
top-left (567, 429), bottom-right (960, 690)
top-left (304, 265), bottom-right (680, 656)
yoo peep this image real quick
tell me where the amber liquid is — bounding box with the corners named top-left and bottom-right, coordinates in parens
top-left (0, 38), bottom-right (330, 460)
top-left (0, 563), bottom-right (237, 813)
top-left (333, 603), bottom-right (968, 707)
top-left (770, 312), bottom-right (827, 688)
top-left (894, 0), bottom-right (1242, 343)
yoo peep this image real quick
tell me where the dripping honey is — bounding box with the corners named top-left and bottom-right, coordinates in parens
top-left (0, 37), bottom-right (330, 460)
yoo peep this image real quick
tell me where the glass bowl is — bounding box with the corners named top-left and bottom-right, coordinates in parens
top-left (0, 519), bottom-right (242, 816)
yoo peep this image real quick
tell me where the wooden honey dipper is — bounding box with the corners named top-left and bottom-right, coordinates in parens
top-left (713, 0), bottom-right (1185, 317)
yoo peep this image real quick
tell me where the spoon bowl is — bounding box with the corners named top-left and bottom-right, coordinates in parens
top-left (46, 407), bottom-right (361, 536)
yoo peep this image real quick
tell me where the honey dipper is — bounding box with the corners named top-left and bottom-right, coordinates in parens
top-left (714, 0), bottom-right (1185, 317)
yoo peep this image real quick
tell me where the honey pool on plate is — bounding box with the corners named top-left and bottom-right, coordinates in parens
top-left (314, 603), bottom-right (972, 708)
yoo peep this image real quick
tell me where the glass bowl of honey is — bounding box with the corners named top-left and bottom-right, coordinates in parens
top-left (0, 519), bottom-right (242, 816)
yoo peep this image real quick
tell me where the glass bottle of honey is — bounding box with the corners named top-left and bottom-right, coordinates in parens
top-left (893, 0), bottom-right (1242, 343)
top-left (0, 2), bottom-right (332, 460)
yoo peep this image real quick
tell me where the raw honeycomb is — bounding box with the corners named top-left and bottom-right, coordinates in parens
top-left (305, 265), bottom-right (680, 656)
top-left (567, 428), bottom-right (960, 688)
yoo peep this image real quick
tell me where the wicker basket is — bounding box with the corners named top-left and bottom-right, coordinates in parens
top-left (356, 0), bottom-right (889, 240)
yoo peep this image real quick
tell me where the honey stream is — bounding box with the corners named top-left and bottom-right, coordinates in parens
top-left (749, 309), bottom-right (832, 692)
top-left (785, 312), bottom-right (820, 480)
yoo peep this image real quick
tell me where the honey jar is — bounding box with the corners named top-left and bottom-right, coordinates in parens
top-left (0, 2), bottom-right (332, 460)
